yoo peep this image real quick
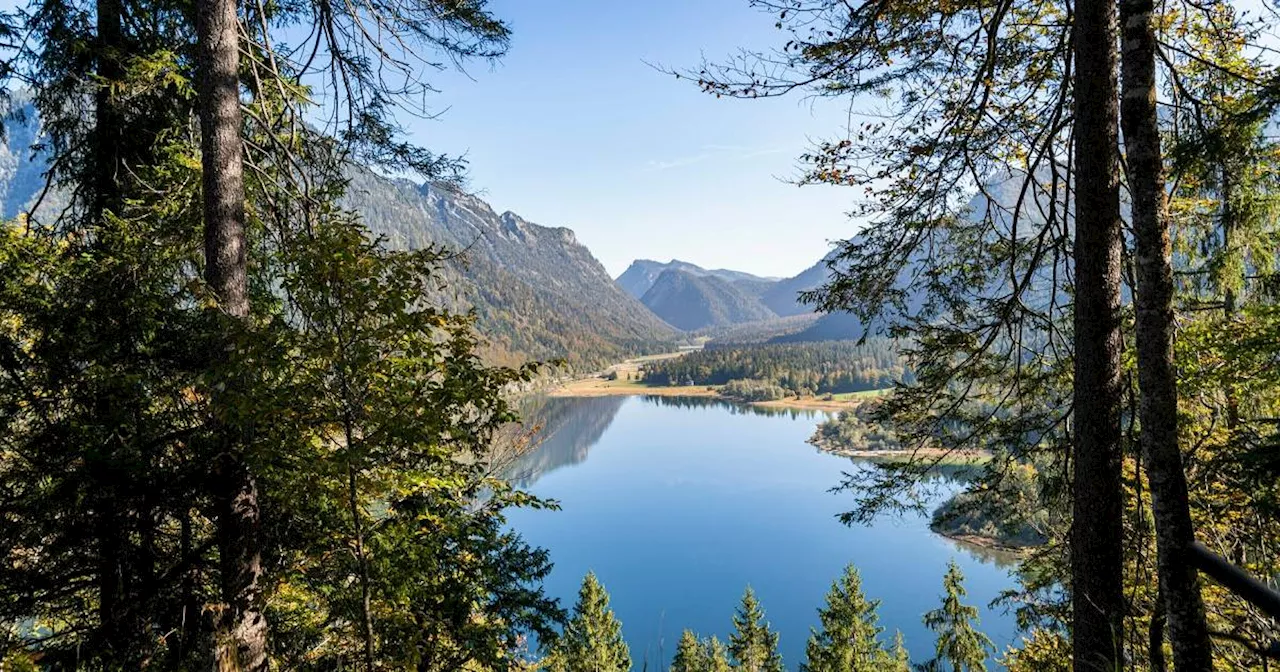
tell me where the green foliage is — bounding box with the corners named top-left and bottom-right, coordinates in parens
top-left (672, 630), bottom-right (708, 672)
top-left (811, 404), bottom-right (903, 452)
top-left (671, 630), bottom-right (733, 672)
top-left (644, 340), bottom-right (905, 395)
top-left (0, 1), bottom-right (567, 665)
top-left (889, 631), bottom-right (911, 672)
top-left (545, 572), bottom-right (631, 672)
top-left (999, 629), bottom-right (1070, 672)
top-left (728, 588), bottom-right (785, 672)
top-left (721, 378), bottom-right (789, 402)
top-left (919, 562), bottom-right (994, 672)
top-left (929, 464), bottom-right (1049, 548)
top-left (801, 565), bottom-right (896, 672)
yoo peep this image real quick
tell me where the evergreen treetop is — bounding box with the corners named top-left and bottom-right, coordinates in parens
top-left (547, 572), bottom-right (632, 672)
top-left (729, 587), bottom-right (785, 672)
top-left (802, 564), bottom-right (894, 672)
top-left (920, 561), bottom-right (994, 672)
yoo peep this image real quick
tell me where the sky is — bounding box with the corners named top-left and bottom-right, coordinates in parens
top-left (394, 0), bottom-right (862, 279)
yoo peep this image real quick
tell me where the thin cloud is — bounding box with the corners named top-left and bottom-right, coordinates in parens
top-left (643, 144), bottom-right (792, 172)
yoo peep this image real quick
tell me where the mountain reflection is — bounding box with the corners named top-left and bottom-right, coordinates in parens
top-left (504, 396), bottom-right (627, 487)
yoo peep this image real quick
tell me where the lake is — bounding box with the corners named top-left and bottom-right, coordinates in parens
top-left (505, 395), bottom-right (1019, 670)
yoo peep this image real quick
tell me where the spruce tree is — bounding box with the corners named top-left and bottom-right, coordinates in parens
top-left (671, 632), bottom-right (733, 672)
top-left (920, 562), bottom-right (993, 672)
top-left (801, 564), bottom-right (890, 672)
top-left (547, 572), bottom-right (631, 672)
top-left (672, 630), bottom-right (709, 672)
top-left (728, 588), bottom-right (784, 672)
top-left (706, 636), bottom-right (732, 672)
top-left (889, 631), bottom-right (911, 672)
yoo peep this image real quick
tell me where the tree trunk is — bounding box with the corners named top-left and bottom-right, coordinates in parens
top-left (349, 464), bottom-right (376, 672)
top-left (195, 0), bottom-right (267, 668)
top-left (1071, 0), bottom-right (1126, 667)
top-left (92, 0), bottom-right (130, 662)
top-left (1119, 0), bottom-right (1215, 667)
top-left (1149, 589), bottom-right (1167, 672)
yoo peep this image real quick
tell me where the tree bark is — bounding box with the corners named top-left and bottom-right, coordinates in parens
top-left (92, 0), bottom-right (131, 662)
top-left (1071, 0), bottom-right (1127, 667)
top-left (1119, 0), bottom-right (1215, 667)
top-left (1149, 589), bottom-right (1167, 672)
top-left (195, 0), bottom-right (267, 668)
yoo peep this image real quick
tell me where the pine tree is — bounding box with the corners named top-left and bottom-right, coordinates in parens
top-left (728, 588), bottom-right (784, 672)
top-left (801, 564), bottom-right (890, 672)
top-left (920, 562), bottom-right (993, 672)
top-left (547, 572), bottom-right (631, 672)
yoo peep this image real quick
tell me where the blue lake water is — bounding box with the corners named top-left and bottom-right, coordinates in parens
top-left (505, 395), bottom-right (1019, 670)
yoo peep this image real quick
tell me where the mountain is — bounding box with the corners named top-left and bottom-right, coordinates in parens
top-left (637, 269), bottom-right (779, 331)
top-left (0, 106), bottom-right (675, 369)
top-left (616, 259), bottom-right (776, 299)
top-left (341, 171), bottom-right (676, 367)
top-left (767, 169), bottom-right (1068, 344)
top-left (759, 257), bottom-right (830, 317)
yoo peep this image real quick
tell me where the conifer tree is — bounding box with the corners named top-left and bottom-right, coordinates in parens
top-left (547, 572), bottom-right (631, 672)
top-left (672, 630), bottom-right (710, 672)
top-left (706, 636), bottom-right (733, 672)
top-left (889, 631), bottom-right (911, 672)
top-left (920, 562), bottom-right (993, 672)
top-left (728, 588), bottom-right (784, 672)
top-left (802, 564), bottom-right (891, 672)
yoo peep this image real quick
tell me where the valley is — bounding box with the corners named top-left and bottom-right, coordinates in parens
top-left (3, 0), bottom-right (1272, 668)
top-left (505, 396), bottom-right (1019, 670)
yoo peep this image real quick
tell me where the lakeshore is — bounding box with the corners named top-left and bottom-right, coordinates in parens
top-left (549, 374), bottom-right (875, 412)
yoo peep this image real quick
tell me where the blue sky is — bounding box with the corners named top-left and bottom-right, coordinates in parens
top-left (400, 0), bottom-right (861, 278)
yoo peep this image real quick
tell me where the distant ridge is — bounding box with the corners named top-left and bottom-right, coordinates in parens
top-left (638, 269), bottom-right (779, 331)
top-left (616, 254), bottom-right (832, 333)
top-left (0, 104), bottom-right (676, 370)
top-left (616, 258), bottom-right (778, 299)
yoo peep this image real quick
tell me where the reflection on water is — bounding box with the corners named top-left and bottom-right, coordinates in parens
top-left (504, 396), bottom-right (627, 487)
top-left (642, 395), bottom-right (828, 421)
top-left (506, 395), bottom-right (1020, 670)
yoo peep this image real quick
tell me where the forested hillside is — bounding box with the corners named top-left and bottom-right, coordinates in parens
top-left (342, 170), bottom-right (676, 367)
top-left (643, 340), bottom-right (906, 395)
top-left (638, 268), bottom-right (779, 330)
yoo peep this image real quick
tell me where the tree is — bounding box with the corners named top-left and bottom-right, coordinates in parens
top-left (546, 572), bottom-right (631, 672)
top-left (729, 588), bottom-right (784, 672)
top-left (1118, 0), bottom-right (1214, 664)
top-left (706, 636), bottom-right (733, 672)
top-left (673, 630), bottom-right (710, 672)
top-left (889, 631), bottom-right (911, 672)
top-left (1070, 0), bottom-right (1128, 666)
top-left (684, 5), bottom-right (1125, 667)
top-left (920, 562), bottom-right (993, 672)
top-left (193, 0), bottom-right (270, 665)
top-left (1, 0), bottom-right (561, 668)
top-left (802, 564), bottom-right (891, 672)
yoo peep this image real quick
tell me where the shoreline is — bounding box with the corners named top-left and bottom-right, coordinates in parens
top-left (544, 350), bottom-right (881, 412)
top-left (806, 434), bottom-right (990, 462)
top-left (547, 380), bottom-right (867, 412)
top-left (934, 530), bottom-right (1036, 557)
